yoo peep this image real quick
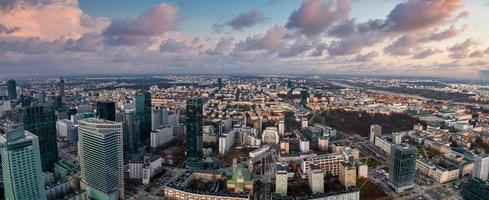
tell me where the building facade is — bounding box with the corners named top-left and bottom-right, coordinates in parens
top-left (186, 98), bottom-right (204, 168)
top-left (18, 106), bottom-right (58, 172)
top-left (388, 143), bottom-right (418, 193)
top-left (0, 124), bottom-right (46, 200)
top-left (78, 118), bottom-right (124, 199)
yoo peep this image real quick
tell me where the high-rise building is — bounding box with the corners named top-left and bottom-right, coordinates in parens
top-left (307, 164), bottom-right (324, 194)
top-left (78, 118), bottom-right (124, 200)
top-left (7, 79), bottom-right (17, 100)
top-left (275, 164), bottom-right (288, 196)
top-left (370, 124), bottom-right (382, 143)
top-left (278, 120), bottom-right (285, 136)
top-left (56, 119), bottom-right (78, 144)
top-left (388, 143), bottom-right (418, 193)
top-left (58, 77), bottom-right (65, 97)
top-left (339, 161), bottom-right (357, 188)
top-left (123, 109), bottom-right (139, 153)
top-left (18, 106), bottom-right (58, 172)
top-left (473, 154), bottom-right (489, 181)
top-left (151, 107), bottom-right (162, 131)
top-left (0, 124), bottom-right (46, 200)
top-left (185, 97), bottom-right (203, 168)
top-left (135, 90), bottom-right (151, 142)
top-left (96, 101), bottom-right (116, 121)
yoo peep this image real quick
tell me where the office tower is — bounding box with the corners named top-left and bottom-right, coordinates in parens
top-left (7, 79), bottom-right (17, 100)
top-left (58, 77), bottom-right (65, 97)
top-left (300, 90), bottom-right (308, 105)
top-left (96, 101), bottom-right (116, 121)
top-left (151, 107), bottom-right (162, 131)
top-left (0, 124), bottom-right (46, 200)
top-left (339, 161), bottom-right (357, 188)
top-left (20, 94), bottom-right (32, 107)
top-left (135, 90), bottom-right (151, 142)
top-left (53, 95), bottom-right (63, 109)
top-left (278, 120), bottom-right (285, 136)
top-left (18, 106), bottom-right (58, 172)
top-left (123, 109), bottom-right (139, 153)
top-left (307, 164), bottom-right (324, 194)
top-left (370, 124), bottom-right (382, 143)
top-left (388, 143), bottom-right (418, 193)
top-left (78, 118), bottom-right (124, 200)
top-left (473, 155), bottom-right (489, 181)
top-left (186, 97), bottom-right (203, 168)
top-left (275, 164), bottom-right (288, 196)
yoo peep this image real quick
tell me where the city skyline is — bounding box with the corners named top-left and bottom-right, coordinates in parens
top-left (1, 0), bottom-right (489, 79)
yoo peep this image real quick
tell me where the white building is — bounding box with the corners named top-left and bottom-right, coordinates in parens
top-left (219, 130), bottom-right (236, 156)
top-left (370, 125), bottom-right (382, 143)
top-left (262, 127), bottom-right (279, 144)
top-left (308, 165), bottom-right (324, 194)
top-left (374, 136), bottom-right (392, 155)
top-left (0, 124), bottom-right (46, 200)
top-left (150, 126), bottom-right (173, 148)
top-left (78, 118), bottom-right (124, 200)
top-left (473, 155), bottom-right (489, 181)
top-left (128, 162), bottom-right (143, 179)
top-left (278, 120), bottom-right (285, 136)
top-left (300, 139), bottom-right (310, 153)
top-left (301, 153), bottom-right (345, 178)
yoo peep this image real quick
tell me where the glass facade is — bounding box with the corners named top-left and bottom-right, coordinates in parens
top-left (462, 178), bottom-right (489, 200)
top-left (388, 143), bottom-right (418, 193)
top-left (7, 79), bottom-right (17, 100)
top-left (96, 101), bottom-right (116, 121)
top-left (18, 106), bottom-right (58, 172)
top-left (186, 97), bottom-right (203, 168)
top-left (135, 90), bottom-right (151, 142)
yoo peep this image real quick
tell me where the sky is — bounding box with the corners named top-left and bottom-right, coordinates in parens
top-left (0, 0), bottom-right (488, 79)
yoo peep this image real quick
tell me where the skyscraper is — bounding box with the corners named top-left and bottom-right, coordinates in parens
top-left (275, 164), bottom-right (288, 196)
top-left (7, 79), bottom-right (17, 100)
top-left (388, 143), bottom-right (418, 193)
top-left (96, 101), bottom-right (116, 121)
top-left (370, 124), bottom-right (382, 143)
top-left (78, 118), bottom-right (124, 200)
top-left (473, 154), bottom-right (489, 181)
top-left (58, 77), bottom-right (65, 97)
top-left (123, 109), bottom-right (139, 153)
top-left (186, 97), bottom-right (203, 168)
top-left (18, 106), bottom-right (58, 172)
top-left (151, 107), bottom-right (162, 131)
top-left (0, 124), bottom-right (46, 200)
top-left (135, 90), bottom-right (151, 142)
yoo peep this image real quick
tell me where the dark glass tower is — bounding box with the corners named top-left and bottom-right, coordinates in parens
top-left (185, 97), bottom-right (203, 168)
top-left (18, 106), bottom-right (58, 172)
top-left (96, 101), bottom-right (116, 121)
top-left (135, 90), bottom-right (151, 142)
top-left (388, 143), bottom-right (417, 193)
top-left (7, 79), bottom-right (17, 100)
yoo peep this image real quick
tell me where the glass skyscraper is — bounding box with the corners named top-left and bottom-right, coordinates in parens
top-left (78, 118), bottom-right (124, 200)
top-left (96, 101), bottom-right (116, 121)
top-left (18, 105), bottom-right (58, 172)
top-left (123, 109), bottom-right (139, 153)
top-left (185, 97), bottom-right (204, 168)
top-left (7, 79), bottom-right (17, 100)
top-left (388, 143), bottom-right (418, 193)
top-left (135, 90), bottom-right (151, 143)
top-left (0, 124), bottom-right (46, 200)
